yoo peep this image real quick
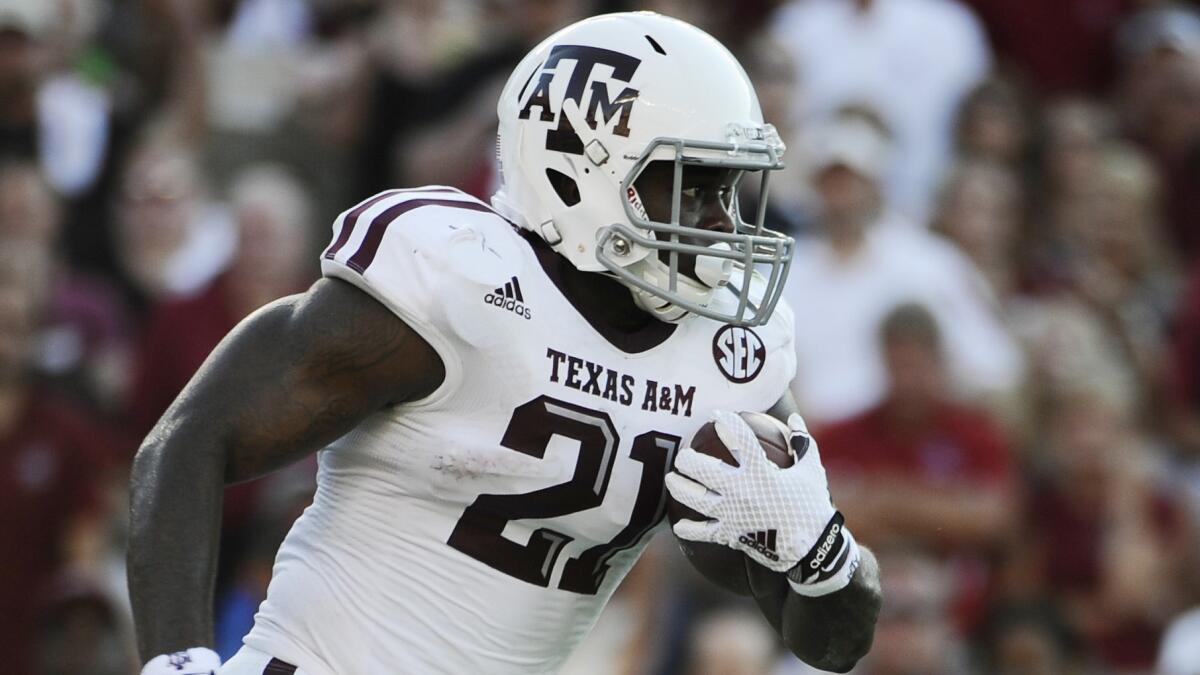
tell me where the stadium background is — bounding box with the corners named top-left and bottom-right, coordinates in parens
top-left (2, 0), bottom-right (1200, 673)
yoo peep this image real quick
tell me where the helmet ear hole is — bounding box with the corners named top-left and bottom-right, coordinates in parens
top-left (545, 168), bottom-right (581, 207)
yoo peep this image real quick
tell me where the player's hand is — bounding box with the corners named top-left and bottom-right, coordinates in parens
top-left (665, 410), bottom-right (860, 596)
top-left (140, 648), bottom-right (221, 675)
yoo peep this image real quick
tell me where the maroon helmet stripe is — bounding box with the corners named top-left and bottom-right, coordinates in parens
top-left (323, 188), bottom-right (464, 261)
top-left (346, 198), bottom-right (495, 273)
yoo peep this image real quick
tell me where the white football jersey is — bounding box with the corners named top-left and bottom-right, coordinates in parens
top-left (241, 187), bottom-right (796, 675)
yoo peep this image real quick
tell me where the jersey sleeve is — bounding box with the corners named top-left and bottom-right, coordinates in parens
top-left (318, 188), bottom-right (523, 400)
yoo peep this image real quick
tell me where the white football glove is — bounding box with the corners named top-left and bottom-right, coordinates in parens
top-left (665, 410), bottom-right (860, 597)
top-left (140, 648), bottom-right (221, 675)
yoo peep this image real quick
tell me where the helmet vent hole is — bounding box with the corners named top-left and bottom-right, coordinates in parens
top-left (645, 35), bottom-right (666, 55)
top-left (545, 168), bottom-right (580, 207)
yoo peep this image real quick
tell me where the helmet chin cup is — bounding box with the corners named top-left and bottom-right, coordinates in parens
top-left (620, 247), bottom-right (725, 323)
top-left (694, 242), bottom-right (734, 288)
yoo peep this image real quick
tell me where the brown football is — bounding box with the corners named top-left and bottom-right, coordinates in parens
top-left (666, 412), bottom-right (795, 596)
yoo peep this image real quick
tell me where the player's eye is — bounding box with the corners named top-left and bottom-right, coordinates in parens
top-left (681, 185), bottom-right (732, 204)
top-left (717, 186), bottom-right (733, 208)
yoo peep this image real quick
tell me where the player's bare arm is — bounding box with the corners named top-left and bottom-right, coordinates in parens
top-left (128, 277), bottom-right (443, 662)
top-left (748, 393), bottom-right (883, 672)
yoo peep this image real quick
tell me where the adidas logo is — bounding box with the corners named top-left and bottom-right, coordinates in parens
top-left (739, 529), bottom-right (780, 561)
top-left (484, 276), bottom-right (532, 320)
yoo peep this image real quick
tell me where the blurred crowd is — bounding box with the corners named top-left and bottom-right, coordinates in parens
top-left (3, 0), bottom-right (1200, 674)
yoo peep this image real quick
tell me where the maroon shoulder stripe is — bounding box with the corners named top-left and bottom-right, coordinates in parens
top-left (345, 198), bottom-right (496, 273)
top-left (323, 188), bottom-right (464, 261)
top-left (323, 190), bottom-right (401, 260)
top-left (262, 657), bottom-right (297, 675)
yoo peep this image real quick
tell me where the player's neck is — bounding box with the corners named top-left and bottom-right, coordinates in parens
top-left (559, 260), bottom-right (654, 331)
top-left (521, 230), bottom-right (677, 350)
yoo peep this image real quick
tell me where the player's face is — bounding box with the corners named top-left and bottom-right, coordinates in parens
top-left (634, 161), bottom-right (738, 280)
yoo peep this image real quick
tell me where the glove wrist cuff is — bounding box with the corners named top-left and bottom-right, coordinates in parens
top-left (140, 647), bottom-right (222, 675)
top-left (786, 512), bottom-right (861, 597)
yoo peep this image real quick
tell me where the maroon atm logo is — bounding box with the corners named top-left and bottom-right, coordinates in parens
top-left (517, 44), bottom-right (641, 155)
top-left (712, 325), bottom-right (766, 383)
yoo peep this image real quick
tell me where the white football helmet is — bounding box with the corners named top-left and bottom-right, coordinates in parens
top-left (492, 12), bottom-right (792, 327)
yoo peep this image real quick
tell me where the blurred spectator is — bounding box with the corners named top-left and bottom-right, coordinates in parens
top-left (953, 74), bottom-right (1039, 174)
top-left (684, 608), bottom-right (777, 675)
top-left (819, 304), bottom-right (1017, 626)
top-left (932, 158), bottom-right (1024, 298)
top-left (32, 575), bottom-right (135, 675)
top-left (1025, 387), bottom-right (1188, 672)
top-left (1064, 144), bottom-right (1177, 410)
top-left (1041, 99), bottom-right (1118, 215)
top-left (1118, 3), bottom-right (1200, 62)
top-left (1011, 296), bottom-right (1141, 432)
top-left (1116, 4), bottom-right (1200, 264)
top-left (112, 140), bottom-right (236, 310)
top-left (0, 161), bottom-right (135, 414)
top-left (960, 0), bottom-right (1134, 95)
top-left (974, 600), bottom-right (1086, 675)
top-left (849, 547), bottom-right (969, 675)
top-left (0, 158), bottom-right (56, 243)
top-left (1165, 263), bottom-right (1200, 572)
top-left (784, 111), bottom-right (1023, 424)
top-left (0, 0), bottom-right (215, 287)
top-left (1024, 106), bottom-right (1178, 420)
top-left (225, 0), bottom-right (314, 51)
top-left (1128, 52), bottom-right (1200, 265)
top-left (0, 242), bottom-right (117, 675)
top-left (1116, 1), bottom-right (1200, 142)
top-left (820, 304), bottom-right (1018, 547)
top-left (770, 0), bottom-right (991, 221)
top-left (0, 0), bottom-right (108, 194)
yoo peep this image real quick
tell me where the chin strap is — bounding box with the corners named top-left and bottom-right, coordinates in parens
top-left (630, 284), bottom-right (691, 322)
top-left (621, 242), bottom-right (734, 323)
top-left (623, 258), bottom-right (711, 323)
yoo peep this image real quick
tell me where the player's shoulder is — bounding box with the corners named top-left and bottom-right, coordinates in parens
top-left (322, 186), bottom-right (528, 287)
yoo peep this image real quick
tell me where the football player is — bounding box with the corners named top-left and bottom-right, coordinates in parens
top-left (129, 13), bottom-right (881, 675)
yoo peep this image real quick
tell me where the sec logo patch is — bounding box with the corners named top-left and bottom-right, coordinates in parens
top-left (712, 325), bottom-right (766, 383)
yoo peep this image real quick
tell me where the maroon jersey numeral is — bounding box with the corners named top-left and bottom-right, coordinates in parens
top-left (559, 431), bottom-right (679, 594)
top-left (447, 396), bottom-right (618, 587)
top-left (446, 396), bottom-right (676, 594)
